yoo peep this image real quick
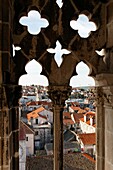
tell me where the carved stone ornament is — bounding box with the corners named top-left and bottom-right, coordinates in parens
top-left (96, 86), bottom-right (113, 106)
top-left (102, 87), bottom-right (113, 106)
top-left (13, 0), bottom-right (109, 85)
top-left (95, 87), bottom-right (104, 105)
top-left (48, 85), bottom-right (72, 106)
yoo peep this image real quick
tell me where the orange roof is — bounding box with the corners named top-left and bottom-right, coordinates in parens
top-left (77, 109), bottom-right (86, 114)
top-left (73, 113), bottom-right (84, 123)
top-left (63, 112), bottom-right (71, 119)
top-left (78, 133), bottom-right (96, 145)
top-left (82, 153), bottom-right (96, 163)
top-left (79, 117), bottom-right (84, 122)
top-left (71, 106), bottom-right (80, 111)
top-left (86, 120), bottom-right (90, 125)
top-left (63, 119), bottom-right (74, 125)
top-left (26, 101), bottom-right (38, 106)
top-left (85, 111), bottom-right (95, 116)
top-left (84, 107), bottom-right (90, 111)
top-left (27, 107), bottom-right (45, 120)
top-left (71, 102), bottom-right (80, 106)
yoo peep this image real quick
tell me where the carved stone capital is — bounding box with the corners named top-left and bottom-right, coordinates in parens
top-left (102, 86), bottom-right (113, 107)
top-left (96, 86), bottom-right (113, 107)
top-left (95, 74), bottom-right (113, 86)
top-left (47, 85), bottom-right (72, 106)
top-left (95, 87), bottom-right (104, 105)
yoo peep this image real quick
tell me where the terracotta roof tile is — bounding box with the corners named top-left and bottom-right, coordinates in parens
top-left (84, 107), bottom-right (90, 111)
top-left (79, 117), bottom-right (84, 122)
top-left (63, 112), bottom-right (71, 119)
top-left (71, 102), bottom-right (80, 106)
top-left (63, 119), bottom-right (74, 125)
top-left (77, 109), bottom-right (86, 114)
top-left (78, 133), bottom-right (96, 145)
top-left (85, 111), bottom-right (95, 116)
top-left (20, 121), bottom-right (34, 135)
top-left (38, 113), bottom-right (47, 120)
top-left (86, 120), bottom-right (90, 125)
top-left (27, 107), bottom-right (45, 120)
top-left (71, 106), bottom-right (80, 111)
top-left (73, 113), bottom-right (84, 123)
top-left (26, 101), bottom-right (38, 106)
top-left (82, 153), bottom-right (96, 163)
top-left (19, 122), bottom-right (26, 140)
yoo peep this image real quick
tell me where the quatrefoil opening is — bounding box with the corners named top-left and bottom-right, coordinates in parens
top-left (47, 41), bottom-right (71, 67)
top-left (19, 10), bottom-right (49, 35)
top-left (70, 14), bottom-right (97, 38)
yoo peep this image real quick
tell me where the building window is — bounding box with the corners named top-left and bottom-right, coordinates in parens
top-left (26, 136), bottom-right (28, 141)
top-left (35, 131), bottom-right (38, 135)
top-left (36, 119), bottom-right (38, 124)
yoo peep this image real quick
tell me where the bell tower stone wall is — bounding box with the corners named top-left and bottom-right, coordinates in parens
top-left (0, 0), bottom-right (113, 170)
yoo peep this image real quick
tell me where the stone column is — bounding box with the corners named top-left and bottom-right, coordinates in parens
top-left (102, 87), bottom-right (113, 170)
top-left (96, 87), bottom-right (105, 170)
top-left (95, 74), bottom-right (113, 170)
top-left (48, 85), bottom-right (71, 170)
top-left (0, 1), bottom-right (20, 169)
top-left (0, 85), bottom-right (22, 170)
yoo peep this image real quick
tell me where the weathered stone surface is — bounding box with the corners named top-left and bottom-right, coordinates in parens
top-left (0, 1), bottom-right (113, 170)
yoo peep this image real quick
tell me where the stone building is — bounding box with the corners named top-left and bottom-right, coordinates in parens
top-left (0, 1), bottom-right (113, 170)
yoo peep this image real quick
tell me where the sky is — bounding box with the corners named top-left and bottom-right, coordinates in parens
top-left (18, 8), bottom-right (96, 87)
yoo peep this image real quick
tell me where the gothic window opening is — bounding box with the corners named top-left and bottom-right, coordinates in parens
top-left (56, 0), bottom-right (63, 8)
top-left (19, 10), bottom-right (49, 35)
top-left (19, 59), bottom-right (48, 86)
top-left (70, 61), bottom-right (95, 87)
top-left (70, 14), bottom-right (97, 38)
top-left (47, 40), bottom-right (71, 67)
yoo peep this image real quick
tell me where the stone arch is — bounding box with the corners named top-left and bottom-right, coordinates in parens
top-left (69, 61), bottom-right (95, 87)
top-left (1, 1), bottom-right (113, 170)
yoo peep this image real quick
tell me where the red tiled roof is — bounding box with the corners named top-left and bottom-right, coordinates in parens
top-left (71, 102), bottom-right (80, 106)
top-left (82, 153), bottom-right (96, 163)
top-left (84, 111), bottom-right (95, 116)
top-left (78, 133), bottom-right (96, 145)
top-left (79, 116), bottom-right (95, 126)
top-left (38, 113), bottom-right (47, 120)
top-left (86, 120), bottom-right (90, 125)
top-left (63, 112), bottom-right (71, 119)
top-left (84, 107), bottom-right (90, 111)
top-left (77, 109), bottom-right (86, 114)
top-left (70, 106), bottom-right (80, 111)
top-left (27, 107), bottom-right (45, 120)
top-left (63, 119), bottom-right (74, 125)
top-left (79, 117), bottom-right (84, 122)
top-left (93, 124), bottom-right (96, 127)
top-left (19, 122), bottom-right (26, 140)
top-left (26, 101), bottom-right (38, 106)
top-left (73, 113), bottom-right (84, 123)
top-left (20, 121), bottom-right (34, 135)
